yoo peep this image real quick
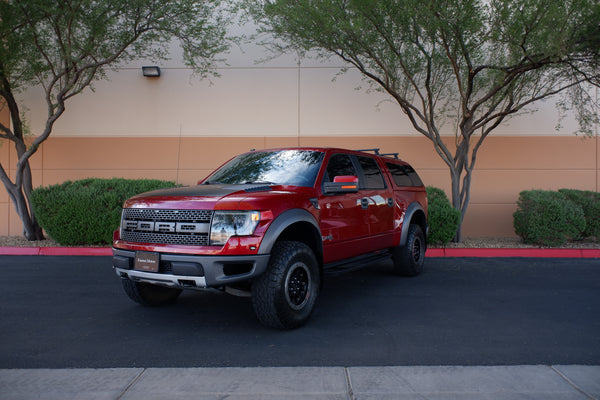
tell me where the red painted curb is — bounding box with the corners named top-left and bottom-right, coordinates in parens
top-left (442, 248), bottom-right (585, 258)
top-left (0, 247), bottom-right (41, 255)
top-left (425, 248), bottom-right (599, 258)
top-left (0, 247), bottom-right (112, 256)
top-left (1, 247), bottom-right (598, 258)
top-left (424, 248), bottom-right (445, 257)
top-left (38, 247), bottom-right (113, 256)
top-left (581, 249), bottom-right (600, 258)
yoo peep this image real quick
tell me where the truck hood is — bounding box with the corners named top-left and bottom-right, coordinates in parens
top-left (135, 184), bottom-right (274, 198)
top-left (123, 184), bottom-right (275, 209)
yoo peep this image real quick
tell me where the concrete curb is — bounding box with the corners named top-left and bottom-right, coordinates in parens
top-left (1, 365), bottom-right (599, 400)
top-left (0, 246), bottom-right (599, 258)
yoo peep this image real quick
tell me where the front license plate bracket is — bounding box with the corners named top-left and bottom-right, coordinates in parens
top-left (134, 251), bottom-right (160, 272)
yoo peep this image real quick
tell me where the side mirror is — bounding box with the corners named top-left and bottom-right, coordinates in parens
top-left (323, 175), bottom-right (359, 194)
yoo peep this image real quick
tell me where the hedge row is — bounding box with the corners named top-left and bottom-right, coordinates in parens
top-left (513, 189), bottom-right (599, 247)
top-left (31, 178), bottom-right (177, 245)
top-left (426, 186), bottom-right (461, 245)
top-left (36, 180), bottom-right (596, 248)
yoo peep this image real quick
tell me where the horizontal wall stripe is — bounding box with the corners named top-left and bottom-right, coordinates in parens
top-left (1, 135), bottom-right (598, 237)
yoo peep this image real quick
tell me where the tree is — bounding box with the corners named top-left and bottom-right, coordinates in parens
top-left (0, 0), bottom-right (231, 240)
top-left (247, 0), bottom-right (600, 240)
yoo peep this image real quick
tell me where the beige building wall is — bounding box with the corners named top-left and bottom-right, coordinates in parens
top-left (1, 134), bottom-right (598, 237)
top-left (1, 38), bottom-right (598, 238)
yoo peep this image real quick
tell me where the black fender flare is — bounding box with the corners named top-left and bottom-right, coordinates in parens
top-left (258, 208), bottom-right (322, 255)
top-left (399, 202), bottom-right (427, 247)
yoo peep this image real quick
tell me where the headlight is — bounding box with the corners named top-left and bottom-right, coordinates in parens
top-left (210, 211), bottom-right (260, 246)
top-left (119, 209), bottom-right (125, 239)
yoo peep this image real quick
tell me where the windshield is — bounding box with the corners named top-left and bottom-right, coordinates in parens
top-left (205, 150), bottom-right (325, 187)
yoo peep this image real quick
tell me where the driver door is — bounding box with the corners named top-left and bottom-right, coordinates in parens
top-left (318, 153), bottom-right (370, 263)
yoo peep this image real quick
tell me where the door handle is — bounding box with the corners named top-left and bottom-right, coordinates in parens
top-left (361, 198), bottom-right (369, 209)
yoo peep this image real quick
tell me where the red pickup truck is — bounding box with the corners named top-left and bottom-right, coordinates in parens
top-left (113, 147), bottom-right (427, 329)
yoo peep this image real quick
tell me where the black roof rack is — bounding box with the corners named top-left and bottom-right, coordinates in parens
top-left (356, 148), bottom-right (400, 160)
top-left (356, 148), bottom-right (380, 154)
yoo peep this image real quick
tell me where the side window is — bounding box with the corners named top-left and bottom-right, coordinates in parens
top-left (357, 156), bottom-right (386, 189)
top-left (324, 153), bottom-right (357, 183)
top-left (404, 165), bottom-right (424, 186)
top-left (387, 163), bottom-right (416, 187)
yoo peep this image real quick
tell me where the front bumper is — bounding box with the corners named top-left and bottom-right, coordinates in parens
top-left (112, 248), bottom-right (270, 289)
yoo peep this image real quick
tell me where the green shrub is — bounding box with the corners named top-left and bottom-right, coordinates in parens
top-left (558, 189), bottom-right (600, 240)
top-left (31, 178), bottom-right (177, 245)
top-left (513, 190), bottom-right (586, 247)
top-left (426, 186), bottom-right (461, 244)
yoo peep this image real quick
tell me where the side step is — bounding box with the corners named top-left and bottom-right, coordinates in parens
top-left (323, 250), bottom-right (391, 276)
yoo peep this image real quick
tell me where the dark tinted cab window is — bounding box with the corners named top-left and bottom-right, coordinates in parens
top-left (325, 153), bottom-right (357, 182)
top-left (357, 156), bottom-right (386, 189)
top-left (386, 163), bottom-right (423, 187)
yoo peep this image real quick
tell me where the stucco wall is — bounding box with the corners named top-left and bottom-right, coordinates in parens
top-left (1, 134), bottom-right (598, 237)
top-left (1, 33), bottom-right (598, 238)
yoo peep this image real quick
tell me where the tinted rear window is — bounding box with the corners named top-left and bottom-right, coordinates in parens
top-left (386, 163), bottom-right (423, 187)
top-left (357, 156), bottom-right (386, 189)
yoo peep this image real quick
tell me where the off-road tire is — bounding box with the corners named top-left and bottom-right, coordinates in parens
top-left (252, 241), bottom-right (320, 329)
top-left (122, 280), bottom-right (182, 306)
top-left (391, 224), bottom-right (426, 276)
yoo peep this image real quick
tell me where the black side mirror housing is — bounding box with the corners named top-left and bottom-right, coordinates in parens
top-left (323, 175), bottom-right (359, 194)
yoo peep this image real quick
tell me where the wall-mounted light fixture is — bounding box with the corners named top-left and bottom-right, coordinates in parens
top-left (142, 66), bottom-right (161, 77)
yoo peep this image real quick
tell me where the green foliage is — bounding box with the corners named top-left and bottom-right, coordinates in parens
top-left (30, 178), bottom-right (177, 246)
top-left (247, 0), bottom-right (600, 240)
top-left (513, 190), bottom-right (587, 247)
top-left (0, 0), bottom-right (230, 91)
top-left (0, 0), bottom-right (233, 240)
top-left (426, 186), bottom-right (461, 245)
top-left (250, 0), bottom-right (599, 135)
top-left (559, 189), bottom-right (600, 239)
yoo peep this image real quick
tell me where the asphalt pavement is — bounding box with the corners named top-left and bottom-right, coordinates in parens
top-left (1, 254), bottom-right (599, 399)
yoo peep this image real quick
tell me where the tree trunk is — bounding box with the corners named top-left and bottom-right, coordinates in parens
top-left (449, 167), bottom-right (464, 242)
top-left (0, 162), bottom-right (45, 241)
top-left (448, 126), bottom-right (477, 243)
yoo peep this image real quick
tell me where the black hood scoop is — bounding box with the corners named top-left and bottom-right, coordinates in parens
top-left (137, 184), bottom-right (273, 198)
top-left (243, 185), bottom-right (273, 193)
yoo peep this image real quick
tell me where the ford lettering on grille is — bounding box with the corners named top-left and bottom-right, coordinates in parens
top-left (121, 209), bottom-right (212, 246)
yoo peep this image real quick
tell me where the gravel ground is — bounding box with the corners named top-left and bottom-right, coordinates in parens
top-left (436, 236), bottom-right (600, 249)
top-left (0, 236), bottom-right (100, 248)
top-left (0, 235), bottom-right (599, 249)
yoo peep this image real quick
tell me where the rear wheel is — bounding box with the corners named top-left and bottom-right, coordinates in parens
top-left (122, 280), bottom-right (182, 306)
top-left (391, 224), bottom-right (426, 276)
top-left (252, 241), bottom-right (320, 329)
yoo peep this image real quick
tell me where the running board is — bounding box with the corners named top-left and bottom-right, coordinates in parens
top-left (323, 250), bottom-right (391, 276)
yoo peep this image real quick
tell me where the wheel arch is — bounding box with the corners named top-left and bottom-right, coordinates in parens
top-left (258, 209), bottom-right (323, 268)
top-left (399, 202), bottom-right (428, 247)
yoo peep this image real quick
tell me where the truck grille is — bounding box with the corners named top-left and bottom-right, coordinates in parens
top-left (121, 209), bottom-right (212, 246)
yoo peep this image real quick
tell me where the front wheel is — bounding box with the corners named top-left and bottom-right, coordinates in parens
top-left (391, 224), bottom-right (426, 276)
top-left (252, 241), bottom-right (320, 329)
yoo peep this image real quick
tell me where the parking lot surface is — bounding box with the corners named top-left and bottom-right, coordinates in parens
top-left (1, 255), bottom-right (599, 399)
top-left (1, 256), bottom-right (598, 368)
